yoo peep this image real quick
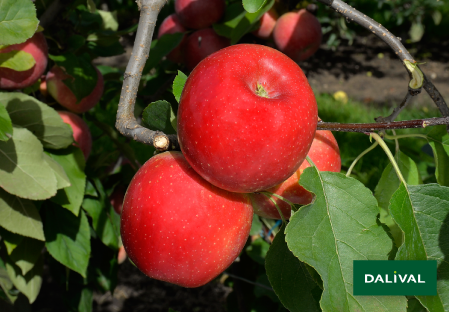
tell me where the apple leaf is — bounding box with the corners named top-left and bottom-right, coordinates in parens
top-left (143, 33), bottom-right (184, 74)
top-left (98, 10), bottom-right (119, 31)
top-left (43, 154), bottom-right (71, 190)
top-left (265, 224), bottom-right (320, 312)
top-left (389, 183), bottom-right (449, 311)
top-left (374, 150), bottom-right (421, 247)
top-left (0, 227), bottom-right (24, 255)
top-left (427, 125), bottom-right (449, 187)
top-left (7, 236), bottom-right (44, 276)
top-left (172, 70), bottom-right (187, 103)
top-left (242, 0), bottom-right (267, 13)
top-left (48, 53), bottom-right (98, 103)
top-left (0, 257), bottom-right (17, 304)
top-left (142, 100), bottom-right (177, 134)
top-left (0, 104), bottom-right (12, 141)
top-left (0, 92), bottom-right (73, 149)
top-left (0, 127), bottom-right (57, 200)
top-left (82, 179), bottom-right (120, 250)
top-left (2, 247), bottom-right (43, 304)
top-left (213, 3), bottom-right (247, 38)
top-left (44, 205), bottom-right (91, 278)
top-left (246, 237), bottom-right (269, 265)
top-left (48, 147), bottom-right (86, 216)
top-left (249, 214), bottom-right (262, 236)
top-left (0, 188), bottom-right (45, 241)
top-left (0, 0), bottom-right (39, 45)
top-left (86, 0), bottom-right (96, 13)
top-left (286, 168), bottom-right (407, 311)
top-left (0, 50), bottom-right (35, 71)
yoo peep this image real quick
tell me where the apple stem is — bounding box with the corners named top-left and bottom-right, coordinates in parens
top-left (260, 191), bottom-right (295, 207)
top-left (346, 141), bottom-right (379, 177)
top-left (261, 192), bottom-right (287, 224)
top-left (255, 83), bottom-right (269, 98)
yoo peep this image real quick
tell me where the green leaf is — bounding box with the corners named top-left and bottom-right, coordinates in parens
top-left (3, 248), bottom-right (43, 304)
top-left (427, 126), bottom-right (449, 187)
top-left (246, 237), bottom-right (269, 265)
top-left (265, 224), bottom-right (320, 311)
top-left (0, 104), bottom-right (12, 141)
top-left (86, 0), bottom-right (96, 13)
top-left (375, 151), bottom-right (421, 247)
top-left (44, 205), bottom-right (91, 278)
top-left (43, 154), bottom-right (71, 190)
top-left (98, 10), bottom-right (119, 31)
top-left (143, 33), bottom-right (184, 74)
top-left (432, 11), bottom-right (442, 26)
top-left (0, 257), bottom-right (16, 304)
top-left (249, 214), bottom-right (262, 236)
top-left (389, 183), bottom-right (449, 311)
top-left (0, 0), bottom-right (39, 45)
top-left (213, 3), bottom-right (247, 38)
top-left (0, 227), bottom-right (23, 255)
top-left (242, 0), bottom-right (267, 13)
top-left (49, 53), bottom-right (98, 103)
top-left (409, 22), bottom-right (424, 43)
top-left (0, 127), bottom-right (57, 200)
top-left (172, 70), bottom-right (187, 103)
top-left (286, 168), bottom-right (407, 311)
top-left (0, 50), bottom-right (35, 71)
top-left (8, 237), bottom-right (44, 276)
top-left (49, 147), bottom-right (86, 216)
top-left (0, 188), bottom-right (45, 241)
top-left (0, 92), bottom-right (73, 149)
top-left (142, 100), bottom-right (177, 134)
top-left (407, 297), bottom-right (427, 312)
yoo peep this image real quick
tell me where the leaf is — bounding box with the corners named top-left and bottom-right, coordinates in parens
top-left (249, 214), bottom-right (262, 236)
top-left (44, 205), bottom-right (91, 278)
top-left (265, 224), bottom-right (320, 312)
top-left (0, 0), bottom-right (39, 45)
top-left (0, 127), bottom-right (57, 200)
top-left (389, 183), bottom-right (449, 311)
top-left (3, 249), bottom-right (43, 304)
top-left (0, 188), bottom-right (45, 241)
top-left (0, 257), bottom-right (16, 304)
top-left (49, 147), bottom-right (86, 216)
top-left (49, 53), bottom-right (98, 103)
top-left (172, 70), bottom-right (187, 103)
top-left (427, 126), bottom-right (449, 187)
top-left (242, 0), bottom-right (267, 13)
top-left (432, 11), bottom-right (442, 26)
top-left (8, 237), bottom-right (44, 276)
top-left (86, 0), bottom-right (96, 13)
top-left (98, 10), bottom-right (119, 31)
top-left (213, 3), bottom-right (247, 38)
top-left (0, 92), bottom-right (73, 149)
top-left (0, 227), bottom-right (23, 254)
top-left (142, 100), bottom-right (177, 134)
top-left (246, 237), bottom-right (269, 265)
top-left (375, 151), bottom-right (421, 247)
top-left (0, 50), bottom-right (35, 71)
top-left (143, 33), bottom-right (184, 74)
top-left (286, 168), bottom-right (407, 311)
top-left (0, 104), bottom-right (12, 141)
top-left (43, 154), bottom-right (71, 190)
top-left (409, 22), bottom-right (424, 43)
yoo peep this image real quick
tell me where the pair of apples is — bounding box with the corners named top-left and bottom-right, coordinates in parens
top-left (121, 44), bottom-right (341, 288)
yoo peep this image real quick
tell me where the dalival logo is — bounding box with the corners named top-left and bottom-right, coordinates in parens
top-left (353, 260), bottom-right (437, 296)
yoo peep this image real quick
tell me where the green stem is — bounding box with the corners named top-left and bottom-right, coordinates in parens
top-left (383, 133), bottom-right (429, 141)
top-left (261, 193), bottom-right (286, 224)
top-left (306, 155), bottom-right (317, 168)
top-left (370, 133), bottom-right (406, 185)
top-left (260, 191), bottom-right (295, 206)
top-left (346, 141), bottom-right (379, 177)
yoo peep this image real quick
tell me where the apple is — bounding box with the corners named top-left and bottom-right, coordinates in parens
top-left (158, 14), bottom-right (187, 63)
top-left (175, 0), bottom-right (225, 29)
top-left (273, 9), bottom-right (322, 62)
top-left (178, 44), bottom-right (317, 193)
top-left (0, 32), bottom-right (48, 90)
top-left (57, 111), bottom-right (92, 160)
top-left (184, 28), bottom-right (230, 71)
top-left (250, 129), bottom-right (341, 219)
top-left (120, 151), bottom-right (253, 288)
top-left (110, 185), bottom-right (126, 215)
top-left (252, 8), bottom-right (278, 40)
top-left (46, 65), bottom-right (104, 113)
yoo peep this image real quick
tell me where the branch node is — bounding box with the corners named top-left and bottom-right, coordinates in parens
top-left (153, 134), bottom-right (170, 151)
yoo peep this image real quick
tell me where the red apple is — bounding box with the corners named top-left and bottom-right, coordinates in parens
top-left (250, 129), bottom-right (341, 219)
top-left (175, 0), bottom-right (225, 29)
top-left (57, 111), bottom-right (92, 160)
top-left (178, 44), bottom-right (317, 193)
top-left (273, 9), bottom-right (322, 62)
top-left (158, 14), bottom-right (187, 63)
top-left (252, 8), bottom-right (278, 40)
top-left (110, 185), bottom-right (126, 215)
top-left (121, 151), bottom-right (253, 288)
top-left (46, 65), bottom-right (104, 113)
top-left (0, 32), bottom-right (48, 90)
top-left (184, 28), bottom-right (230, 71)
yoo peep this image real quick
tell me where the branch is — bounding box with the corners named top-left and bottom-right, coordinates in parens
top-left (317, 117), bottom-right (449, 133)
top-left (115, 0), bottom-right (179, 152)
top-left (316, 0), bottom-right (449, 123)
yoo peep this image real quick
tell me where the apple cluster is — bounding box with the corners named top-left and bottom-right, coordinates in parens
top-left (121, 43), bottom-right (341, 288)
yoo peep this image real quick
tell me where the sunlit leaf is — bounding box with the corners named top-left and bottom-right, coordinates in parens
top-left (173, 70), bottom-right (187, 103)
top-left (0, 0), bottom-right (39, 45)
top-left (0, 104), bottom-right (12, 141)
top-left (0, 50), bottom-right (35, 71)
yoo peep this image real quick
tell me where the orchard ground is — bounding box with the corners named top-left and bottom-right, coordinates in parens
top-left (31, 35), bottom-right (448, 312)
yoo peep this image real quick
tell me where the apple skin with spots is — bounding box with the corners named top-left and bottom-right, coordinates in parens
top-left (175, 0), bottom-right (225, 29)
top-left (178, 44), bottom-right (318, 193)
top-left (157, 14), bottom-right (187, 64)
top-left (252, 7), bottom-right (278, 40)
top-left (120, 151), bottom-right (253, 288)
top-left (250, 129), bottom-right (341, 220)
top-left (273, 9), bottom-right (322, 62)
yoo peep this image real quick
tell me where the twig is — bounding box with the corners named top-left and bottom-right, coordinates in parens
top-left (115, 0), bottom-right (179, 152)
top-left (375, 93), bottom-right (412, 123)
